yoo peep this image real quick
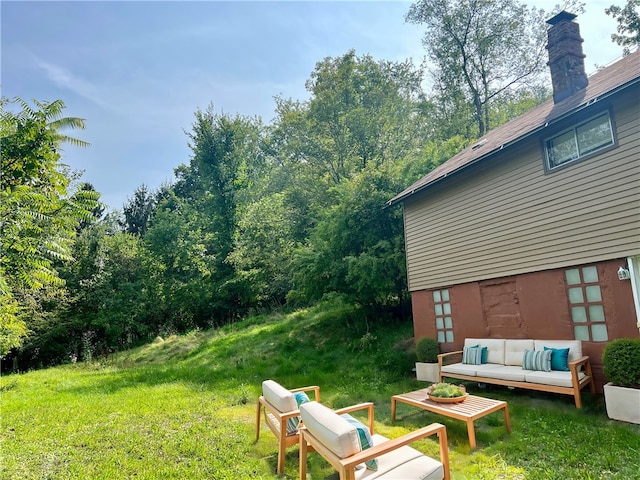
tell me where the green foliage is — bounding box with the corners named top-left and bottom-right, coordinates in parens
top-left (121, 184), bottom-right (155, 236)
top-left (0, 97), bottom-right (98, 356)
top-left (606, 0), bottom-right (640, 55)
top-left (415, 336), bottom-right (439, 363)
top-left (428, 382), bottom-right (465, 398)
top-left (602, 338), bottom-right (640, 387)
top-left (0, 295), bottom-right (28, 357)
top-left (406, 0), bottom-right (550, 136)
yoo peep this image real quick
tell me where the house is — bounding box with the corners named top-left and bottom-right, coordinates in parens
top-left (388, 12), bottom-right (640, 391)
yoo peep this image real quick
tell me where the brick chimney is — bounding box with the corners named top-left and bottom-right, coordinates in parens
top-left (546, 11), bottom-right (588, 103)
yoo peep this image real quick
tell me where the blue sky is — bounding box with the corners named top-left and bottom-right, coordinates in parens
top-left (2, 1), bottom-right (624, 211)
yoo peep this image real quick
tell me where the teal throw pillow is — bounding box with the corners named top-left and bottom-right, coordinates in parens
top-left (522, 349), bottom-right (552, 372)
top-left (544, 346), bottom-right (570, 371)
top-left (340, 414), bottom-right (378, 470)
top-left (481, 346), bottom-right (488, 364)
top-left (463, 345), bottom-right (482, 365)
top-left (285, 391), bottom-right (311, 435)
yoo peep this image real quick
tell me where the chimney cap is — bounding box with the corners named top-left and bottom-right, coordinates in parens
top-left (547, 10), bottom-right (577, 25)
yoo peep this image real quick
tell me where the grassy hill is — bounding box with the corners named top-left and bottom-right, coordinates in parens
top-left (2, 299), bottom-right (639, 479)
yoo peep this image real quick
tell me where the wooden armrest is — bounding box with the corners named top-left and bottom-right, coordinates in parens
top-left (438, 350), bottom-right (463, 367)
top-left (259, 396), bottom-right (301, 419)
top-left (334, 402), bottom-right (375, 435)
top-left (290, 385), bottom-right (321, 402)
top-left (568, 356), bottom-right (590, 368)
top-left (339, 423), bottom-right (448, 471)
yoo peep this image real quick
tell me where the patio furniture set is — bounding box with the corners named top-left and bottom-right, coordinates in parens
top-left (255, 338), bottom-right (593, 479)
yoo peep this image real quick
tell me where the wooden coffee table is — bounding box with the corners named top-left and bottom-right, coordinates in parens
top-left (391, 388), bottom-right (511, 449)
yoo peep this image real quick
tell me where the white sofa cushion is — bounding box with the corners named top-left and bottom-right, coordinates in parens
top-left (441, 362), bottom-right (503, 377)
top-left (526, 370), bottom-right (586, 388)
top-left (504, 339), bottom-right (534, 366)
top-left (262, 379), bottom-right (297, 413)
top-left (482, 365), bottom-right (530, 382)
top-left (534, 340), bottom-right (582, 362)
top-left (465, 338), bottom-right (505, 365)
top-left (357, 434), bottom-right (443, 479)
top-left (300, 402), bottom-right (361, 459)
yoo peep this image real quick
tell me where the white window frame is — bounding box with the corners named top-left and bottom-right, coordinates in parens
top-left (544, 110), bottom-right (615, 171)
top-left (627, 256), bottom-right (640, 333)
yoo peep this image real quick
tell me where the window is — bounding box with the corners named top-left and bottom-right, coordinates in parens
top-left (433, 289), bottom-right (454, 343)
top-left (545, 111), bottom-right (614, 170)
top-left (565, 266), bottom-right (608, 342)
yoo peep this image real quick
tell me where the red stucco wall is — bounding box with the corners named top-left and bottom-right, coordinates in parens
top-left (412, 258), bottom-right (639, 392)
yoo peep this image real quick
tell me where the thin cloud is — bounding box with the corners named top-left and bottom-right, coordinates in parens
top-left (35, 57), bottom-right (117, 113)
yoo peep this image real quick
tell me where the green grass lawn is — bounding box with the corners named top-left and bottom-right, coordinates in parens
top-left (2, 301), bottom-right (639, 479)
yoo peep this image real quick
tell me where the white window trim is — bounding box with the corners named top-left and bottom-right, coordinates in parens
top-left (627, 256), bottom-right (640, 333)
top-left (544, 110), bottom-right (615, 172)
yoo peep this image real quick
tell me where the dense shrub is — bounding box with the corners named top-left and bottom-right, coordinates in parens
top-left (415, 336), bottom-right (439, 363)
top-left (602, 338), bottom-right (640, 387)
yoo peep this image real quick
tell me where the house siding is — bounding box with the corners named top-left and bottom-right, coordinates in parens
top-left (403, 87), bottom-right (640, 292)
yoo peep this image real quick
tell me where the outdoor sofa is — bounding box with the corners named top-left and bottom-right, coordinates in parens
top-left (438, 338), bottom-right (595, 408)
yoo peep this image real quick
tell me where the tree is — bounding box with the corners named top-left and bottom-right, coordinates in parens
top-left (273, 51), bottom-right (431, 186)
top-left (122, 184), bottom-right (155, 236)
top-left (606, 0), bottom-right (640, 55)
top-left (0, 97), bottom-right (98, 356)
top-left (76, 182), bottom-right (105, 231)
top-left (406, 0), bottom-right (550, 137)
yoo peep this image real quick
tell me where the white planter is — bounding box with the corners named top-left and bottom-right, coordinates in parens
top-left (603, 382), bottom-right (640, 424)
top-left (415, 362), bottom-right (440, 383)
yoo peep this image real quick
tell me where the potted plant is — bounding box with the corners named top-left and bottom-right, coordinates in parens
top-left (415, 337), bottom-right (440, 383)
top-left (602, 338), bottom-right (640, 424)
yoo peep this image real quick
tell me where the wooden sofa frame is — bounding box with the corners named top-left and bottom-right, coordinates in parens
top-left (438, 351), bottom-right (595, 408)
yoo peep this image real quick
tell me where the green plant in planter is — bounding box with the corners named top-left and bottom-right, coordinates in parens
top-left (602, 338), bottom-right (640, 388)
top-left (428, 383), bottom-right (465, 398)
top-left (416, 337), bottom-right (439, 363)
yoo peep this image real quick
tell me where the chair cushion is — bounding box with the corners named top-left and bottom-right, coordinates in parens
top-left (340, 414), bottom-right (378, 471)
top-left (356, 434), bottom-right (444, 479)
top-left (262, 380), bottom-right (297, 412)
top-left (300, 402), bottom-right (360, 459)
top-left (262, 380), bottom-right (300, 434)
top-left (544, 347), bottom-right (570, 371)
top-left (522, 349), bottom-right (552, 372)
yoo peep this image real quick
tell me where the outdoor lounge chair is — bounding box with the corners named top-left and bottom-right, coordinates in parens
top-left (299, 400), bottom-right (450, 480)
top-left (255, 379), bottom-right (320, 474)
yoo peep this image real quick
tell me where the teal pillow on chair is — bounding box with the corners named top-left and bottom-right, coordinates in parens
top-left (285, 391), bottom-right (311, 434)
top-left (340, 414), bottom-right (378, 471)
top-left (544, 347), bottom-right (570, 371)
top-left (481, 346), bottom-right (488, 364)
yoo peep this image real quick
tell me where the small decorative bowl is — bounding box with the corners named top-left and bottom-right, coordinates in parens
top-left (426, 384), bottom-right (468, 403)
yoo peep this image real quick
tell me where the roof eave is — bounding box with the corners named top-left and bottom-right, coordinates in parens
top-left (386, 76), bottom-right (640, 207)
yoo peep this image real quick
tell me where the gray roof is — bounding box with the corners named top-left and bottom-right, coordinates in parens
top-left (388, 49), bottom-right (640, 206)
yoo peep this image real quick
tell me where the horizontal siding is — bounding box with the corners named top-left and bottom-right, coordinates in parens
top-left (404, 88), bottom-right (640, 291)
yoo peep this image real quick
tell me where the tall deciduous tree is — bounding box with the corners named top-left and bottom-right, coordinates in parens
top-left (606, 0), bottom-right (640, 55)
top-left (0, 97), bottom-right (98, 356)
top-left (273, 51), bottom-right (431, 186)
top-left (406, 0), bottom-right (550, 137)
